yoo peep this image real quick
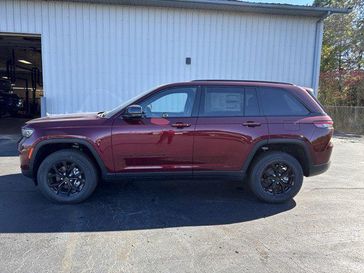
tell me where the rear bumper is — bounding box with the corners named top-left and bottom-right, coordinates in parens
top-left (307, 161), bottom-right (331, 177)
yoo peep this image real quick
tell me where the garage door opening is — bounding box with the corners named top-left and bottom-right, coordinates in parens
top-left (0, 34), bottom-right (43, 120)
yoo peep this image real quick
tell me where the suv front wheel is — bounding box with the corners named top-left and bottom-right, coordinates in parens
top-left (249, 151), bottom-right (303, 203)
top-left (37, 149), bottom-right (98, 204)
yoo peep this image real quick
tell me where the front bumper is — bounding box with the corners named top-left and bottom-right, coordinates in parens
top-left (18, 137), bottom-right (35, 179)
top-left (21, 168), bottom-right (33, 178)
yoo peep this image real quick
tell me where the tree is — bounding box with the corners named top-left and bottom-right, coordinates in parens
top-left (314, 0), bottom-right (364, 105)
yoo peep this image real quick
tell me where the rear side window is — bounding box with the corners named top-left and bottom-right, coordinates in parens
top-left (245, 88), bottom-right (260, 116)
top-left (200, 86), bottom-right (245, 117)
top-left (259, 88), bottom-right (310, 116)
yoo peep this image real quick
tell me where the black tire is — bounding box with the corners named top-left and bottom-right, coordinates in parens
top-left (37, 149), bottom-right (98, 204)
top-left (248, 151), bottom-right (303, 203)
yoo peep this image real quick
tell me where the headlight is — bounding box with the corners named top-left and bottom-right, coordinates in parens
top-left (21, 127), bottom-right (34, 138)
top-left (17, 98), bottom-right (23, 108)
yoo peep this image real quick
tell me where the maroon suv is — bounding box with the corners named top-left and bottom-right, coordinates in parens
top-left (18, 80), bottom-right (333, 204)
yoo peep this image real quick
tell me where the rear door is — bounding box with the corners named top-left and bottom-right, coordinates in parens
top-left (193, 86), bottom-right (269, 172)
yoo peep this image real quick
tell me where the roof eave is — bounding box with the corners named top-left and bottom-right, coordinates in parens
top-left (51, 0), bottom-right (352, 18)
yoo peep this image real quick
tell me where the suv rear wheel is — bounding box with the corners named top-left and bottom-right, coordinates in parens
top-left (37, 149), bottom-right (98, 204)
top-left (249, 151), bottom-right (303, 203)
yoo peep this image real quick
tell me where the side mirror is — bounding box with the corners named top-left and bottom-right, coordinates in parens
top-left (123, 105), bottom-right (144, 119)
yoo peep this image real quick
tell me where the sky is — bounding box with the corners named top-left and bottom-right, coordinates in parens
top-left (249, 0), bottom-right (313, 5)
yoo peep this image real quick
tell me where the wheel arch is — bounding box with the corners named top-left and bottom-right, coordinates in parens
top-left (243, 139), bottom-right (313, 177)
top-left (30, 138), bottom-right (108, 183)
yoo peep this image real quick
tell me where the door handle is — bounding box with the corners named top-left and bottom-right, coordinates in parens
top-left (242, 121), bottom-right (261, 127)
top-left (171, 122), bottom-right (191, 128)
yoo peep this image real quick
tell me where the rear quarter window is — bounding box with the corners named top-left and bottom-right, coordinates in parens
top-left (259, 87), bottom-right (310, 116)
top-left (244, 87), bottom-right (260, 116)
top-left (304, 88), bottom-right (327, 114)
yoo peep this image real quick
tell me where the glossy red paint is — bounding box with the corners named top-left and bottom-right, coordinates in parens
top-left (19, 113), bottom-right (114, 172)
top-left (193, 116), bottom-right (269, 171)
top-left (18, 80), bottom-right (334, 180)
top-left (111, 117), bottom-right (196, 172)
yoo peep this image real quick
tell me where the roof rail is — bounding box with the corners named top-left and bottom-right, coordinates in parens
top-left (191, 79), bottom-right (294, 85)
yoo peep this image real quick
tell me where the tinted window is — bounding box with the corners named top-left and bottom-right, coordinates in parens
top-left (201, 86), bottom-right (245, 117)
top-left (245, 88), bottom-right (260, 116)
top-left (140, 87), bottom-right (197, 118)
top-left (259, 88), bottom-right (309, 116)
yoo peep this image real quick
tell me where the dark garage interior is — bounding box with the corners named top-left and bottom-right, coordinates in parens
top-left (0, 34), bottom-right (43, 120)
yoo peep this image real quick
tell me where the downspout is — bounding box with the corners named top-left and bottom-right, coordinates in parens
top-left (311, 11), bottom-right (331, 97)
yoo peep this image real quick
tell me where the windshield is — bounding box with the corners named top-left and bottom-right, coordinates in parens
top-left (103, 88), bottom-right (153, 118)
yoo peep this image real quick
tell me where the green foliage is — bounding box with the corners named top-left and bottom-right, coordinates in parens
top-left (314, 0), bottom-right (364, 105)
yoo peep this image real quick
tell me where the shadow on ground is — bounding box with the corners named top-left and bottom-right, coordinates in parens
top-left (0, 138), bottom-right (19, 156)
top-left (0, 173), bottom-right (295, 233)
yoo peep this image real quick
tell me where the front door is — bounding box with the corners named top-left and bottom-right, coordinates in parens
top-left (111, 86), bottom-right (198, 173)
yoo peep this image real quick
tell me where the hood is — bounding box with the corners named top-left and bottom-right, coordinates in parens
top-left (26, 112), bottom-right (101, 125)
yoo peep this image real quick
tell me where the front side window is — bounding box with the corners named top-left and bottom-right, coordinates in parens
top-left (200, 86), bottom-right (245, 117)
top-left (140, 87), bottom-right (197, 118)
top-left (259, 88), bottom-right (310, 116)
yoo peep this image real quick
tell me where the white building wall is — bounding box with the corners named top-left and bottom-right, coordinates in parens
top-left (0, 0), bottom-right (318, 115)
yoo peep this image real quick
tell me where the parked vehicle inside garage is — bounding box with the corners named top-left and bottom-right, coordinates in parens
top-left (0, 79), bottom-right (23, 117)
top-left (18, 80), bottom-right (334, 204)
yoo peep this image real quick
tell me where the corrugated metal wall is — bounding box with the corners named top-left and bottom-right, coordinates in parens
top-left (0, 0), bottom-right (318, 114)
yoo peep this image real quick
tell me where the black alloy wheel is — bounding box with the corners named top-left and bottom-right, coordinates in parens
top-left (249, 151), bottom-right (303, 203)
top-left (260, 162), bottom-right (295, 195)
top-left (37, 149), bottom-right (98, 204)
top-left (47, 160), bottom-right (86, 196)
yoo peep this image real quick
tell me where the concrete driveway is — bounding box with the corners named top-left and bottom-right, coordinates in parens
top-left (0, 130), bottom-right (363, 273)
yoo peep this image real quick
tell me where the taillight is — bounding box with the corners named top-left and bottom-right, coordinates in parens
top-left (314, 121), bottom-right (334, 129)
